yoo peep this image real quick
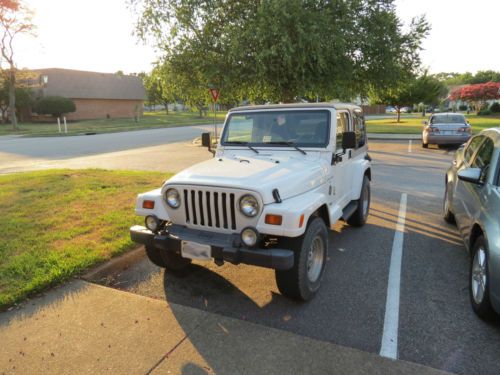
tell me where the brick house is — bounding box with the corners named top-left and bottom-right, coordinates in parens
top-left (32, 68), bottom-right (146, 121)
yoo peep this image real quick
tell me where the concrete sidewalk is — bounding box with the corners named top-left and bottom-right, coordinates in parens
top-left (1, 280), bottom-right (450, 375)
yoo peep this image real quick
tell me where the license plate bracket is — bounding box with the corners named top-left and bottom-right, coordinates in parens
top-left (181, 241), bottom-right (211, 260)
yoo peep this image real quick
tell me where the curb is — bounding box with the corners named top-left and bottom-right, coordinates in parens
top-left (368, 133), bottom-right (421, 141)
top-left (82, 245), bottom-right (146, 283)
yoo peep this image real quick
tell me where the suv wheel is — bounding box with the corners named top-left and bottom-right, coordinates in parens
top-left (347, 175), bottom-right (370, 227)
top-left (275, 217), bottom-right (328, 301)
top-left (470, 236), bottom-right (495, 319)
top-left (145, 245), bottom-right (192, 271)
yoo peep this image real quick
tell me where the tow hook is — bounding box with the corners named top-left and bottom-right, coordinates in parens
top-left (214, 258), bottom-right (224, 266)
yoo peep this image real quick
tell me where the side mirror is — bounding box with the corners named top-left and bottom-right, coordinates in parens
top-left (201, 132), bottom-right (212, 148)
top-left (342, 131), bottom-right (356, 150)
top-left (201, 132), bottom-right (215, 156)
top-left (457, 168), bottom-right (482, 184)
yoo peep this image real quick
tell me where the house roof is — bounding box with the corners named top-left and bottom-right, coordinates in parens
top-left (33, 68), bottom-right (146, 100)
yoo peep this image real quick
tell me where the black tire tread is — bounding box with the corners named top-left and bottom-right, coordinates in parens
top-left (347, 175), bottom-right (370, 227)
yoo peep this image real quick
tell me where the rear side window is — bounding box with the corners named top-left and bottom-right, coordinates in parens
top-left (353, 109), bottom-right (366, 148)
top-left (336, 112), bottom-right (350, 150)
top-left (464, 136), bottom-right (484, 165)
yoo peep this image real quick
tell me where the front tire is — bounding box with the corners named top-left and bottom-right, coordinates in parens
top-left (470, 236), bottom-right (495, 319)
top-left (145, 245), bottom-right (192, 271)
top-left (443, 182), bottom-right (455, 224)
top-left (275, 217), bottom-right (328, 301)
top-left (347, 175), bottom-right (370, 227)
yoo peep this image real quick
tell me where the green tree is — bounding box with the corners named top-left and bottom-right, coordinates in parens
top-left (33, 96), bottom-right (76, 119)
top-left (371, 74), bottom-right (447, 122)
top-left (131, 0), bottom-right (429, 103)
top-left (0, 0), bottom-right (34, 130)
top-left (146, 63), bottom-right (180, 115)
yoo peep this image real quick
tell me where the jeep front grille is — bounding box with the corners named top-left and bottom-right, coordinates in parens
top-left (183, 189), bottom-right (237, 230)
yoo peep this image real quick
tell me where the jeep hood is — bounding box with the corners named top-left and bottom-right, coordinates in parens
top-left (165, 155), bottom-right (329, 204)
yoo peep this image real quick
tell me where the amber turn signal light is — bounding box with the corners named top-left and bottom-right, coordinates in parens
top-left (142, 200), bottom-right (155, 209)
top-left (265, 214), bottom-right (282, 226)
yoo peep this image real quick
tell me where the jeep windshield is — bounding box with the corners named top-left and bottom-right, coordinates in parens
top-left (221, 110), bottom-right (330, 148)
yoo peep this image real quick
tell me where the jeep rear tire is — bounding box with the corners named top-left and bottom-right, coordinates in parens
top-left (347, 175), bottom-right (370, 227)
top-left (275, 217), bottom-right (328, 301)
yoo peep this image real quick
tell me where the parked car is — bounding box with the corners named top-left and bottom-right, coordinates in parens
top-left (130, 103), bottom-right (372, 301)
top-left (422, 113), bottom-right (472, 148)
top-left (443, 128), bottom-right (500, 318)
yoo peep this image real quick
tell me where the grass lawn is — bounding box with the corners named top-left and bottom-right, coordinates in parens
top-left (0, 169), bottom-right (168, 309)
top-left (0, 111), bottom-right (227, 137)
top-left (367, 114), bottom-right (500, 134)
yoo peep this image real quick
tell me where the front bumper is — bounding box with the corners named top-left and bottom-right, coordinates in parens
top-left (130, 225), bottom-right (294, 270)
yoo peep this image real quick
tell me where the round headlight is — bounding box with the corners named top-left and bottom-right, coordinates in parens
top-left (239, 194), bottom-right (259, 217)
top-left (165, 188), bottom-right (181, 208)
top-left (145, 215), bottom-right (160, 232)
top-left (241, 227), bottom-right (259, 248)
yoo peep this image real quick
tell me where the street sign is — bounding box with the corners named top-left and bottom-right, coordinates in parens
top-left (209, 88), bottom-right (220, 102)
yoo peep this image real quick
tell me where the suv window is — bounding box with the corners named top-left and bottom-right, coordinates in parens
top-left (464, 136), bottom-right (484, 165)
top-left (353, 109), bottom-right (366, 148)
top-left (472, 137), bottom-right (495, 183)
top-left (336, 112), bottom-right (350, 150)
top-left (222, 110), bottom-right (330, 147)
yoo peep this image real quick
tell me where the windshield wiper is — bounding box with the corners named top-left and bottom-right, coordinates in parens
top-left (225, 141), bottom-right (259, 154)
top-left (264, 141), bottom-right (307, 155)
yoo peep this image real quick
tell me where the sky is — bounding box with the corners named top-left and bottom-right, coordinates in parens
top-left (14, 0), bottom-right (500, 75)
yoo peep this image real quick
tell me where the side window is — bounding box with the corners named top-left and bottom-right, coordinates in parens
top-left (353, 109), bottom-right (366, 148)
top-left (336, 112), bottom-right (350, 150)
top-left (464, 136), bottom-right (484, 165)
top-left (471, 138), bottom-right (494, 183)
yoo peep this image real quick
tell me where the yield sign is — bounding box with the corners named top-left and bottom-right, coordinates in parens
top-left (209, 88), bottom-right (220, 102)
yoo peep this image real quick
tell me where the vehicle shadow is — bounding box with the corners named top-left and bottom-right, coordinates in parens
top-left (157, 200), bottom-right (500, 374)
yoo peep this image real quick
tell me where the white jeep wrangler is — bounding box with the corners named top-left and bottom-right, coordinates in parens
top-left (130, 103), bottom-right (371, 300)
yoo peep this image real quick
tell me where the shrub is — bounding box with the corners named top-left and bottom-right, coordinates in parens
top-left (489, 102), bottom-right (500, 113)
top-left (478, 109), bottom-right (492, 116)
top-left (33, 96), bottom-right (76, 118)
top-left (459, 104), bottom-right (468, 111)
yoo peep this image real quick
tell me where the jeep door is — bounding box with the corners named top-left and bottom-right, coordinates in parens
top-left (331, 110), bottom-right (354, 207)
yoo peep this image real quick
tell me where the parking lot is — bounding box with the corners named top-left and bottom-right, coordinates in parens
top-left (92, 139), bottom-right (500, 375)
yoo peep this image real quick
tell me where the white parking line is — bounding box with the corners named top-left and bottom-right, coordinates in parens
top-left (380, 193), bottom-right (407, 359)
top-left (408, 140), bottom-right (412, 153)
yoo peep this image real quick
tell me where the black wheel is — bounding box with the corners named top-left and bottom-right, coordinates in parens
top-left (145, 245), bottom-right (166, 268)
top-left (162, 251), bottom-right (192, 271)
top-left (347, 175), bottom-right (370, 227)
top-left (275, 217), bottom-right (328, 301)
top-left (422, 142), bottom-right (428, 148)
top-left (443, 181), bottom-right (455, 224)
top-left (470, 236), bottom-right (495, 319)
top-left (145, 245), bottom-right (191, 271)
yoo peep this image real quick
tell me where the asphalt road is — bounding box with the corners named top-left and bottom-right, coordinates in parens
top-left (0, 125), bottom-right (215, 174)
top-left (96, 140), bottom-right (500, 375)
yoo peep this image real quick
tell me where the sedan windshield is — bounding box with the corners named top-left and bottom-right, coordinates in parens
top-left (221, 110), bottom-right (330, 148)
top-left (430, 114), bottom-right (466, 124)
